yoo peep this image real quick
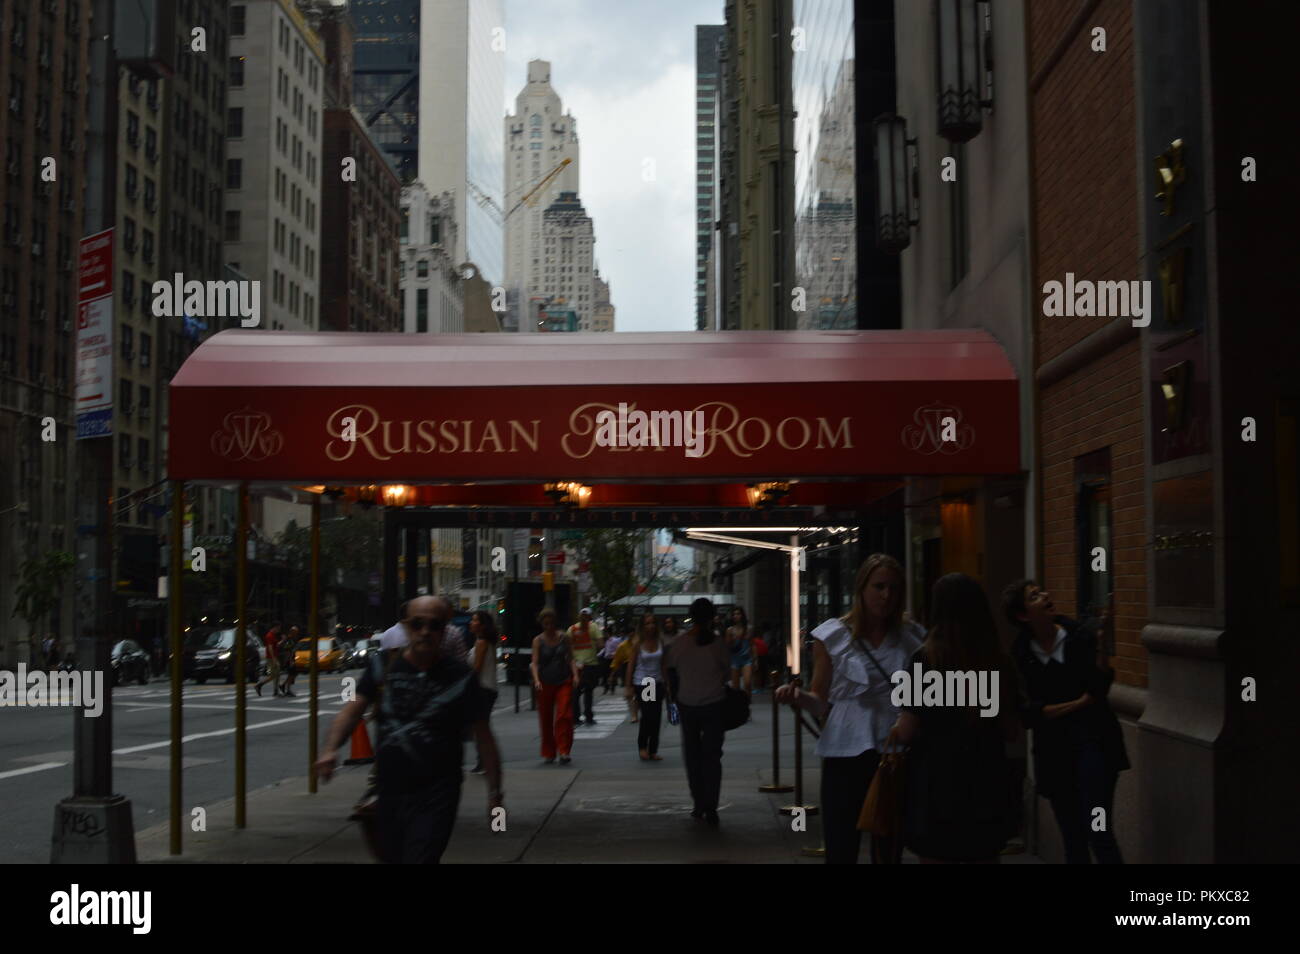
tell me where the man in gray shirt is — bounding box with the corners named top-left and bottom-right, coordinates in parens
top-left (665, 597), bottom-right (731, 827)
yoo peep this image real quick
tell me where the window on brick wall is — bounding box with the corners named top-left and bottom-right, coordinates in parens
top-left (1075, 447), bottom-right (1112, 646)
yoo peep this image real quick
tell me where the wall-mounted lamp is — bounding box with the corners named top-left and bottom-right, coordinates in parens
top-left (936, 0), bottom-right (994, 143)
top-left (873, 114), bottom-right (919, 253)
top-left (381, 484), bottom-right (413, 507)
top-left (746, 481), bottom-right (792, 510)
top-left (543, 481), bottom-right (591, 509)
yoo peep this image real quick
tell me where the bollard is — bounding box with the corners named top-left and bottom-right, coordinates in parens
top-left (780, 677), bottom-right (818, 816)
top-left (759, 667), bottom-right (793, 794)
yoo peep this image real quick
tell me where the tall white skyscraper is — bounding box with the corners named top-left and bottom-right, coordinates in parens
top-left (504, 60), bottom-right (581, 332)
top-left (417, 0), bottom-right (505, 288)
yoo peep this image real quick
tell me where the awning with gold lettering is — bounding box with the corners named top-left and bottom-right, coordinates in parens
top-left (167, 329), bottom-right (1019, 483)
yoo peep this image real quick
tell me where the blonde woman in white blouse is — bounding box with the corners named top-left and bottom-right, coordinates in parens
top-left (776, 553), bottom-right (923, 864)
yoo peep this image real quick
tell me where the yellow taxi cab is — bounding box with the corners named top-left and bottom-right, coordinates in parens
top-left (293, 636), bottom-right (346, 673)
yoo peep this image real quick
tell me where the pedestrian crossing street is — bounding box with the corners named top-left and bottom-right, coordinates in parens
top-left (571, 694), bottom-right (632, 741)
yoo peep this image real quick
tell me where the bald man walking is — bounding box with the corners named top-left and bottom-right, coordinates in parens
top-left (318, 595), bottom-right (503, 863)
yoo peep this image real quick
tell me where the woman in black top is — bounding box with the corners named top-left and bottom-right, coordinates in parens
top-left (1002, 580), bottom-right (1128, 863)
top-left (895, 574), bottom-right (1020, 863)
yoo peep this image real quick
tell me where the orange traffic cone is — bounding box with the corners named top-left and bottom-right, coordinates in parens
top-left (343, 721), bottom-right (375, 765)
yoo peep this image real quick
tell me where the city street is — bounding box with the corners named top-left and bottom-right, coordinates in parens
top-left (4, 669), bottom-right (818, 864)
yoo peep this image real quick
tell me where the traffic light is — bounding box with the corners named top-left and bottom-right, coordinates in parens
top-left (497, 598), bottom-right (505, 614)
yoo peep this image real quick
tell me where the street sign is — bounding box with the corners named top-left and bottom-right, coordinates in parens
top-left (75, 228), bottom-right (114, 440)
top-left (546, 551), bottom-right (565, 565)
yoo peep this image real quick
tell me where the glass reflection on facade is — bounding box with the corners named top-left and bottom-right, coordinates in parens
top-left (793, 0), bottom-right (856, 330)
top-left (466, 0), bottom-right (505, 289)
top-left (352, 0), bottom-right (422, 183)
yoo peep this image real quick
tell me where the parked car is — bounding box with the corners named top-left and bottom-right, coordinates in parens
top-left (174, 627), bottom-right (262, 684)
top-left (110, 639), bottom-right (151, 686)
top-left (293, 637), bottom-right (346, 673)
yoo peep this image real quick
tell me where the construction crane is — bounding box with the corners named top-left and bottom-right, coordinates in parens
top-left (466, 157), bottom-right (572, 225)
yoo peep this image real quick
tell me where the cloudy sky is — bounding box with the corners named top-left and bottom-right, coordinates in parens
top-left (504, 0), bottom-right (720, 332)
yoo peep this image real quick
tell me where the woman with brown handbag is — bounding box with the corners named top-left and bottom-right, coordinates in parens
top-left (776, 553), bottom-right (924, 864)
top-left (893, 573), bottom-right (1021, 863)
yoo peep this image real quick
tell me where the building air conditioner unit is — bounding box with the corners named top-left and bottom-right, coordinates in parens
top-left (32, 243), bottom-right (42, 257)
top-left (60, 257), bottom-right (72, 272)
top-left (2, 294), bottom-right (14, 308)
top-left (36, 309), bottom-right (47, 323)
top-left (8, 98), bottom-right (20, 114)
top-left (61, 320), bottom-right (71, 332)
top-left (5, 161), bottom-right (17, 176)
top-left (39, 52), bottom-right (50, 68)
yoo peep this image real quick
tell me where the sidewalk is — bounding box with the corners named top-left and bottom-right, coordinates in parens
top-left (135, 691), bottom-right (1043, 864)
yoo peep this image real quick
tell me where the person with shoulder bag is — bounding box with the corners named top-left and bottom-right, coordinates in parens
top-left (664, 597), bottom-right (731, 827)
top-left (776, 554), bottom-right (923, 864)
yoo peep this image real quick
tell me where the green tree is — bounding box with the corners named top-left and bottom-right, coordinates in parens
top-left (277, 509), bottom-right (383, 602)
top-left (12, 551), bottom-right (75, 662)
top-left (574, 529), bottom-right (676, 620)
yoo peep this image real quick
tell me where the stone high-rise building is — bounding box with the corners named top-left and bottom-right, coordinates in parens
top-left (225, 0), bottom-right (324, 332)
top-left (504, 60), bottom-right (580, 333)
top-left (0, 0), bottom-right (94, 665)
top-left (695, 25), bottom-right (724, 331)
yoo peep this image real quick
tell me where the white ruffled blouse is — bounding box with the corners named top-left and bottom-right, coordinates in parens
top-left (811, 617), bottom-right (925, 758)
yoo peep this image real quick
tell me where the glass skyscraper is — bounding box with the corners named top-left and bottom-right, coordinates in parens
top-left (464, 0), bottom-right (505, 288)
top-left (793, 0), bottom-right (856, 330)
top-left (352, 0), bottom-right (422, 183)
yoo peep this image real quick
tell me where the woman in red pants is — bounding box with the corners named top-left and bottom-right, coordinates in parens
top-left (530, 608), bottom-right (579, 764)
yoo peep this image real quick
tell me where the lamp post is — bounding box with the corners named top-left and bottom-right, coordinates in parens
top-left (872, 114), bottom-right (919, 253)
top-left (936, 0), bottom-right (993, 143)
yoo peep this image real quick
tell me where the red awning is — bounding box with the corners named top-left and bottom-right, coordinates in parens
top-left (168, 329), bottom-right (1019, 483)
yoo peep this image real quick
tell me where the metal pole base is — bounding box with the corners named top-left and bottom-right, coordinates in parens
top-left (51, 795), bottom-right (136, 864)
top-left (759, 783), bottom-right (795, 793)
top-left (778, 804), bottom-right (819, 816)
top-left (801, 845), bottom-right (827, 858)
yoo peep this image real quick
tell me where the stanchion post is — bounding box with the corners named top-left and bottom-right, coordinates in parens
top-left (759, 663), bottom-right (793, 794)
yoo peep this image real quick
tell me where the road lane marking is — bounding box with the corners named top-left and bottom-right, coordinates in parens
top-left (0, 762), bottom-right (67, 780)
top-left (113, 713), bottom-right (312, 754)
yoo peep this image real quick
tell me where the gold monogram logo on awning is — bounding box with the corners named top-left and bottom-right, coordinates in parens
top-left (901, 403), bottom-right (976, 455)
top-left (210, 408), bottom-right (284, 462)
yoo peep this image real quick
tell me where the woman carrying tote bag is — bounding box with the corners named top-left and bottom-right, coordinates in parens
top-left (776, 554), bottom-right (923, 864)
